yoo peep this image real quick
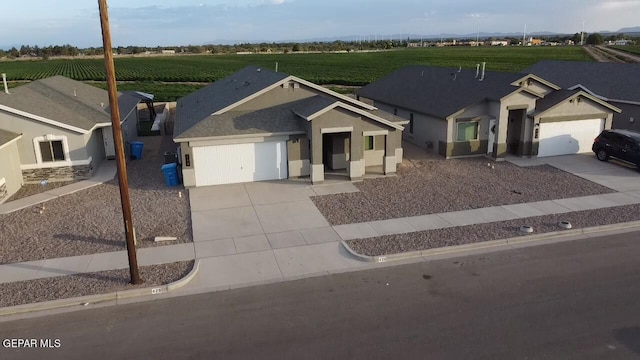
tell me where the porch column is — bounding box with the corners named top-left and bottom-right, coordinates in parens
top-left (349, 131), bottom-right (363, 180)
top-left (384, 131), bottom-right (397, 174)
top-left (311, 129), bottom-right (324, 184)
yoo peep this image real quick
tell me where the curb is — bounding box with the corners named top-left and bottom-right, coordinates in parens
top-left (0, 259), bottom-right (200, 317)
top-left (341, 221), bottom-right (640, 263)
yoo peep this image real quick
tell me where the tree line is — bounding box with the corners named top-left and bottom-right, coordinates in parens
top-left (1, 33), bottom-right (637, 60)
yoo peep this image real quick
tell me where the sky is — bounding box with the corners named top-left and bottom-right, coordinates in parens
top-left (1, 0), bottom-right (639, 48)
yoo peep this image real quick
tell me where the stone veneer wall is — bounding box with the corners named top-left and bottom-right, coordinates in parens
top-left (22, 162), bottom-right (94, 183)
top-left (0, 182), bottom-right (7, 202)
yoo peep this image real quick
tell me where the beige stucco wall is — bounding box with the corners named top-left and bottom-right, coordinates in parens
top-left (234, 84), bottom-right (317, 112)
top-left (0, 111), bottom-right (92, 164)
top-left (0, 140), bottom-right (23, 202)
top-left (536, 97), bottom-right (613, 127)
top-left (85, 129), bottom-right (106, 166)
top-left (375, 101), bottom-right (447, 153)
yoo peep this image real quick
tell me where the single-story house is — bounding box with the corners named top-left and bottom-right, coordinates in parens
top-left (0, 76), bottom-right (140, 203)
top-left (174, 66), bottom-right (407, 186)
top-left (357, 64), bottom-right (622, 159)
top-left (523, 60), bottom-right (640, 133)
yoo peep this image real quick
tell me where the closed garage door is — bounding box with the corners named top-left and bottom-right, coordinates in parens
top-left (538, 118), bottom-right (604, 157)
top-left (193, 141), bottom-right (287, 186)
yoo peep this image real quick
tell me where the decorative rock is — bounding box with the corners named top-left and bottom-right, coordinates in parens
top-left (558, 221), bottom-right (572, 229)
top-left (519, 225), bottom-right (534, 233)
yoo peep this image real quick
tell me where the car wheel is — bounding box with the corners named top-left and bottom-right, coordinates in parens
top-left (596, 150), bottom-right (609, 161)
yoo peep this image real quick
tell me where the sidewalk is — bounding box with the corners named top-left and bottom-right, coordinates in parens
top-left (4, 189), bottom-right (640, 289)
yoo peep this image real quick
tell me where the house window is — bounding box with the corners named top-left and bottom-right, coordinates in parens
top-left (456, 121), bottom-right (479, 141)
top-left (409, 113), bottom-right (414, 135)
top-left (364, 136), bottom-right (374, 150)
top-left (39, 140), bottom-right (65, 162)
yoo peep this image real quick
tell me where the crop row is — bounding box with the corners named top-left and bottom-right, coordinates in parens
top-left (1, 47), bottom-right (592, 86)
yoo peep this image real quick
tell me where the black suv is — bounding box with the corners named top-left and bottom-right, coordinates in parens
top-left (592, 129), bottom-right (640, 169)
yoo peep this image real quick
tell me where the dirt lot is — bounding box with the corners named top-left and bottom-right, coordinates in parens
top-left (0, 135), bottom-right (192, 264)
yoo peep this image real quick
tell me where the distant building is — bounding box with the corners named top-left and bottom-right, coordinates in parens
top-left (611, 39), bottom-right (632, 46)
top-left (529, 38), bottom-right (543, 46)
top-left (161, 49), bottom-right (176, 54)
top-left (490, 40), bottom-right (509, 46)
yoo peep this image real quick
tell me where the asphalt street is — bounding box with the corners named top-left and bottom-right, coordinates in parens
top-left (1, 231), bottom-right (639, 359)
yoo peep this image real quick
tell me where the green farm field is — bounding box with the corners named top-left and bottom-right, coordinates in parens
top-left (2, 46), bottom-right (592, 101)
top-left (611, 45), bottom-right (640, 56)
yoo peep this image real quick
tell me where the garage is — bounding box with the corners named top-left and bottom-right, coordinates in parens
top-left (537, 118), bottom-right (604, 157)
top-left (193, 141), bottom-right (287, 186)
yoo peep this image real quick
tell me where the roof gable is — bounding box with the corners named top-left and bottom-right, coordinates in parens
top-left (291, 96), bottom-right (404, 130)
top-left (534, 89), bottom-right (622, 117)
top-left (511, 74), bottom-right (561, 91)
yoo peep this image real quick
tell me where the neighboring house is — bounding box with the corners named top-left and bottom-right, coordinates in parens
top-left (0, 76), bottom-right (140, 202)
top-left (523, 60), bottom-right (640, 133)
top-left (174, 66), bottom-right (407, 187)
top-left (357, 64), bottom-right (621, 159)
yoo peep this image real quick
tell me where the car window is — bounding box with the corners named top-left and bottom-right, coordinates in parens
top-left (607, 133), bottom-right (623, 143)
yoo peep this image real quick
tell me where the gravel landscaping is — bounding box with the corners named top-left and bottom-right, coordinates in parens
top-left (312, 157), bottom-right (614, 225)
top-left (6, 180), bottom-right (78, 202)
top-left (0, 260), bottom-right (194, 308)
top-left (347, 204), bottom-right (640, 256)
top-left (0, 135), bottom-right (192, 265)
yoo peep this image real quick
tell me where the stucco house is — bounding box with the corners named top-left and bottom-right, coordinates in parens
top-left (523, 60), bottom-right (640, 133)
top-left (174, 66), bottom-right (407, 186)
top-left (0, 76), bottom-right (140, 203)
top-left (357, 64), bottom-right (622, 160)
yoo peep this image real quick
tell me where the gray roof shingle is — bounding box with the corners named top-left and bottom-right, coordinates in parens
top-left (357, 65), bottom-right (522, 118)
top-left (0, 129), bottom-right (21, 147)
top-left (175, 66), bottom-right (289, 138)
top-left (0, 76), bottom-right (140, 132)
top-left (176, 98), bottom-right (309, 139)
top-left (522, 60), bottom-right (640, 102)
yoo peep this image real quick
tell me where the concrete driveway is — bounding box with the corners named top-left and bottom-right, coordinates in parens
top-left (188, 180), bottom-right (358, 259)
top-left (507, 154), bottom-right (640, 192)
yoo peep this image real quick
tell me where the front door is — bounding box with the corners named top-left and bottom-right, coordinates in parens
top-left (487, 119), bottom-right (496, 155)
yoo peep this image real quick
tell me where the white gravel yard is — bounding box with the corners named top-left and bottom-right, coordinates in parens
top-left (0, 260), bottom-right (194, 308)
top-left (0, 135), bottom-right (192, 265)
top-left (311, 157), bottom-right (615, 225)
top-left (346, 204), bottom-right (640, 256)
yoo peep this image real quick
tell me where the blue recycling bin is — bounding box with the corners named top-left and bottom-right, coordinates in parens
top-left (130, 141), bottom-right (144, 160)
top-left (161, 163), bottom-right (179, 187)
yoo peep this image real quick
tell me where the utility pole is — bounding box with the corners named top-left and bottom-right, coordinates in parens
top-left (98, 0), bottom-right (142, 285)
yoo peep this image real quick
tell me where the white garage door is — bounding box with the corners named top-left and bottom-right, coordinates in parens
top-left (538, 118), bottom-right (604, 157)
top-left (193, 141), bottom-right (287, 186)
